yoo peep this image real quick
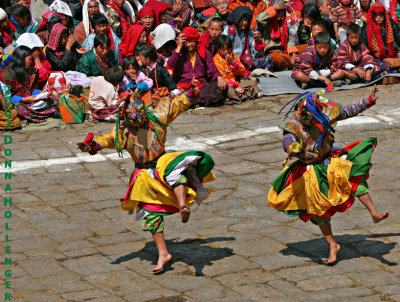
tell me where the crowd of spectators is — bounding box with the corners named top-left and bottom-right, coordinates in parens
top-left (0, 0), bottom-right (400, 129)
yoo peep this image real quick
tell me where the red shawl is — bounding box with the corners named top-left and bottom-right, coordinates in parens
top-left (119, 24), bottom-right (146, 56)
top-left (145, 0), bottom-right (172, 26)
top-left (182, 26), bottom-right (206, 60)
top-left (367, 3), bottom-right (396, 59)
top-left (0, 22), bottom-right (16, 46)
top-left (269, 6), bottom-right (288, 52)
top-left (109, 0), bottom-right (132, 36)
top-left (199, 30), bottom-right (211, 48)
top-left (135, 6), bottom-right (156, 24)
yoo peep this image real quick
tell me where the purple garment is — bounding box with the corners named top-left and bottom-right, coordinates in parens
top-left (120, 71), bottom-right (154, 90)
top-left (167, 48), bottom-right (221, 85)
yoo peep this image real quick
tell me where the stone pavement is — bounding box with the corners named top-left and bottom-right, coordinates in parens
top-left (1, 85), bottom-right (400, 302)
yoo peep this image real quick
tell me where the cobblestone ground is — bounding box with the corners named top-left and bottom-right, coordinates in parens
top-left (1, 85), bottom-right (400, 302)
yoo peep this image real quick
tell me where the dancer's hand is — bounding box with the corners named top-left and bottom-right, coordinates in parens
top-left (367, 84), bottom-right (378, 107)
top-left (77, 142), bottom-right (93, 152)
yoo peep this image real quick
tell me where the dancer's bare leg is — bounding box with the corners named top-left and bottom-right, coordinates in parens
top-left (319, 222), bottom-right (341, 265)
top-left (152, 231), bottom-right (172, 272)
top-left (174, 184), bottom-right (190, 223)
top-left (358, 193), bottom-right (389, 223)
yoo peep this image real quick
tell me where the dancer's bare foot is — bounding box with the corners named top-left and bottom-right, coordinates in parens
top-left (152, 253), bottom-right (172, 273)
top-left (326, 243), bottom-right (341, 265)
top-left (372, 211), bottom-right (389, 223)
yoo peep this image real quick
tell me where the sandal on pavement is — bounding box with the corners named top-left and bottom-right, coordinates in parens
top-left (180, 206), bottom-right (191, 223)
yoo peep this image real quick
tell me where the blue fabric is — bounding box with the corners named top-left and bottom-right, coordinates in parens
top-left (32, 89), bottom-right (41, 96)
top-left (12, 95), bottom-right (23, 103)
top-left (136, 82), bottom-right (149, 91)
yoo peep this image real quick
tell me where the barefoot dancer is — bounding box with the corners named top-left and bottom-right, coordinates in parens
top-left (268, 85), bottom-right (388, 265)
top-left (77, 84), bottom-right (215, 273)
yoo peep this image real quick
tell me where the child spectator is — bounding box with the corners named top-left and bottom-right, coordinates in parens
top-left (213, 35), bottom-right (261, 105)
top-left (200, 17), bottom-right (224, 57)
top-left (297, 4), bottom-right (322, 47)
top-left (119, 24), bottom-right (147, 57)
top-left (88, 66), bottom-right (124, 121)
top-left (334, 23), bottom-right (387, 83)
top-left (77, 33), bottom-right (119, 77)
top-left (331, 0), bottom-right (366, 43)
top-left (309, 20), bottom-right (339, 51)
top-left (317, 0), bottom-right (335, 39)
top-left (81, 13), bottom-right (120, 54)
top-left (12, 4), bottom-right (38, 38)
top-left (292, 32), bottom-right (344, 88)
top-left (138, 44), bottom-right (178, 93)
top-left (46, 24), bottom-right (80, 71)
top-left (121, 55), bottom-right (153, 92)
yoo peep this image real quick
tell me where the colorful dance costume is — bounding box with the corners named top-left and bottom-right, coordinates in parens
top-left (83, 92), bottom-right (215, 233)
top-left (268, 87), bottom-right (376, 225)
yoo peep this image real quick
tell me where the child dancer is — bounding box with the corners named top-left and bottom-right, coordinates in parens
top-left (213, 34), bottom-right (262, 105)
top-left (77, 83), bottom-right (215, 274)
top-left (267, 85), bottom-right (388, 265)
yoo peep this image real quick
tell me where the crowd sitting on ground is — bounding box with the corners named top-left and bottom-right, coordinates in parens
top-left (0, 0), bottom-right (400, 130)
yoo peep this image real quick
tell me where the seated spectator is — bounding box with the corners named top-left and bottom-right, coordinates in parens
top-left (224, 7), bottom-right (255, 69)
top-left (0, 87), bottom-right (21, 130)
top-left (121, 55), bottom-right (153, 91)
top-left (213, 35), bottom-right (261, 105)
top-left (36, 1), bottom-right (73, 45)
top-left (138, 44), bottom-right (177, 92)
top-left (119, 24), bottom-right (147, 57)
top-left (229, 0), bottom-right (266, 29)
top-left (88, 66), bottom-right (124, 121)
top-left (104, 0), bottom-right (135, 38)
top-left (134, 42), bottom-right (147, 67)
top-left (331, 0), bottom-right (366, 43)
top-left (32, 45), bottom-right (52, 89)
top-left (334, 24), bottom-right (388, 83)
top-left (135, 7), bottom-right (156, 34)
top-left (0, 46), bottom-right (58, 123)
top-left (317, 0), bottom-right (336, 39)
top-left (0, 8), bottom-right (16, 47)
top-left (167, 27), bottom-right (227, 107)
top-left (169, 1), bottom-right (193, 30)
top-left (362, 2), bottom-right (400, 82)
top-left (145, 0), bottom-right (173, 27)
top-left (359, 0), bottom-right (371, 19)
top-left (297, 4), bottom-right (322, 47)
top-left (200, 17), bottom-right (224, 57)
top-left (46, 24), bottom-right (80, 71)
top-left (255, 0), bottom-right (298, 70)
top-left (292, 32), bottom-right (344, 88)
top-left (77, 33), bottom-right (119, 77)
top-left (82, 13), bottom-right (121, 53)
top-left (12, 4), bottom-right (39, 38)
top-left (74, 0), bottom-right (105, 45)
top-left (151, 23), bottom-right (179, 69)
top-left (309, 20), bottom-right (338, 52)
top-left (196, 0), bottom-right (229, 32)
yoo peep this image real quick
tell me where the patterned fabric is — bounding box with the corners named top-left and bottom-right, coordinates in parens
top-left (253, 54), bottom-right (273, 70)
top-left (15, 18), bottom-right (39, 38)
top-left (334, 40), bottom-right (379, 76)
top-left (105, 3), bottom-right (131, 38)
top-left (191, 0), bottom-right (212, 9)
top-left (94, 50), bottom-right (110, 74)
top-left (48, 24), bottom-right (68, 57)
top-left (94, 94), bottom-right (192, 165)
top-left (73, 22), bottom-right (89, 45)
top-left (226, 78), bottom-right (260, 103)
top-left (331, 4), bottom-right (363, 25)
top-left (0, 108), bottom-right (21, 130)
top-left (17, 102), bottom-right (59, 123)
top-left (213, 52), bottom-right (245, 86)
top-left (268, 138), bottom-right (377, 223)
top-left (141, 214), bottom-right (164, 233)
top-left (292, 45), bottom-right (336, 79)
top-left (366, 3), bottom-right (396, 60)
